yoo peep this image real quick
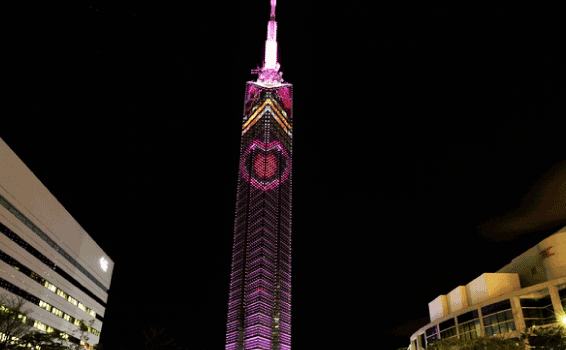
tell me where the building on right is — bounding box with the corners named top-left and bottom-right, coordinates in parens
top-left (409, 225), bottom-right (566, 349)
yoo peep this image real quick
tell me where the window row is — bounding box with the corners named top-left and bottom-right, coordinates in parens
top-left (426, 299), bottom-right (515, 345)
top-left (36, 298), bottom-right (100, 337)
top-left (485, 320), bottom-right (516, 336)
top-left (0, 195), bottom-right (108, 294)
top-left (521, 292), bottom-right (557, 328)
top-left (420, 292), bottom-right (566, 349)
top-left (0, 313), bottom-right (94, 350)
top-left (483, 309), bottom-right (513, 326)
top-left (0, 220), bottom-right (107, 315)
top-left (459, 329), bottom-right (480, 341)
top-left (0, 276), bottom-right (101, 337)
top-left (0, 248), bottom-right (97, 319)
top-left (458, 319), bottom-right (480, 335)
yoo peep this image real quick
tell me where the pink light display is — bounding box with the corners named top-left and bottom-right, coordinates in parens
top-left (226, 83), bottom-right (293, 350)
top-left (240, 140), bottom-right (290, 191)
top-left (225, 2), bottom-right (293, 345)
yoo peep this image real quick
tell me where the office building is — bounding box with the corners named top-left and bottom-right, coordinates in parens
top-left (0, 137), bottom-right (114, 349)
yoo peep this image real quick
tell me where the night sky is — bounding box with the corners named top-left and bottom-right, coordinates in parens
top-left (3, 0), bottom-right (566, 349)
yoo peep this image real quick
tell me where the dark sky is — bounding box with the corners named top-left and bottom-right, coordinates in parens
top-left (3, 0), bottom-right (566, 349)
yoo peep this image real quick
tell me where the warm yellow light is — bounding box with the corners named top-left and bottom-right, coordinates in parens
top-left (562, 316), bottom-right (566, 324)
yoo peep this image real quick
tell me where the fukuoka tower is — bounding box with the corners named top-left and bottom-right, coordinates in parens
top-left (225, 0), bottom-right (293, 349)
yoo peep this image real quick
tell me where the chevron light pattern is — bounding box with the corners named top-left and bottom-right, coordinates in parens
top-left (226, 82), bottom-right (293, 350)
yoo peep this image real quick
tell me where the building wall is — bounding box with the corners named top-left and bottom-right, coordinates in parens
top-left (0, 137), bottom-right (113, 347)
top-left (447, 286), bottom-right (468, 314)
top-left (497, 244), bottom-right (549, 287)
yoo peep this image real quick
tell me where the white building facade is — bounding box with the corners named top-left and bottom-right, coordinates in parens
top-left (0, 137), bottom-right (114, 349)
top-left (409, 226), bottom-right (566, 349)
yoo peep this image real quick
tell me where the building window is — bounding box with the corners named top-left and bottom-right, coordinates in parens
top-left (481, 299), bottom-right (512, 316)
top-left (483, 309), bottom-right (515, 336)
top-left (439, 318), bottom-right (457, 339)
top-left (51, 307), bottom-right (63, 318)
top-left (425, 325), bottom-right (439, 345)
top-left (68, 296), bottom-right (78, 306)
top-left (520, 291), bottom-right (556, 328)
top-left (39, 300), bottom-right (51, 312)
top-left (34, 320), bottom-right (46, 331)
top-left (44, 281), bottom-right (56, 293)
top-left (56, 288), bottom-right (67, 299)
top-left (558, 285), bottom-right (566, 312)
top-left (458, 319), bottom-right (481, 340)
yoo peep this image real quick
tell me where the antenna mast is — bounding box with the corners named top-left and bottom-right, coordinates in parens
top-left (253, 0), bottom-right (283, 85)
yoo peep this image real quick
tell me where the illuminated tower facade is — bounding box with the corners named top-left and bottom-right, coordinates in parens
top-left (225, 1), bottom-right (292, 349)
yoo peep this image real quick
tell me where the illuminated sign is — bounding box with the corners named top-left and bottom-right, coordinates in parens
top-left (99, 257), bottom-right (108, 272)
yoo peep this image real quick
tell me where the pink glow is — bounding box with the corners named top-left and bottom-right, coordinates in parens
top-left (270, 0), bottom-right (276, 18)
top-left (267, 21), bottom-right (277, 42)
top-left (264, 21), bottom-right (278, 69)
top-left (240, 140), bottom-right (290, 190)
top-left (277, 87), bottom-right (292, 111)
top-left (254, 154), bottom-right (278, 178)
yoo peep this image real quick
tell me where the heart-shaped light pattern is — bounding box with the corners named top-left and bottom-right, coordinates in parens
top-left (241, 140), bottom-right (290, 190)
top-left (254, 154), bottom-right (278, 178)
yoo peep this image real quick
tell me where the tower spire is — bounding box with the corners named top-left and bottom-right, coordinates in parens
top-left (270, 0), bottom-right (276, 19)
top-left (252, 0), bottom-right (283, 85)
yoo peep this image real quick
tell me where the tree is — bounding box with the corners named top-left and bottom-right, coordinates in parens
top-left (519, 324), bottom-right (566, 350)
top-left (426, 334), bottom-right (526, 350)
top-left (141, 326), bottom-right (183, 350)
top-left (18, 330), bottom-right (72, 350)
top-left (0, 294), bottom-right (68, 350)
top-left (69, 319), bottom-right (96, 350)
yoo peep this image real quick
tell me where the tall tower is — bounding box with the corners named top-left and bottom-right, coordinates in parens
top-left (225, 1), bottom-right (292, 349)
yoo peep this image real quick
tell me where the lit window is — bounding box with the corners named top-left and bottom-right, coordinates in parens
top-left (88, 310), bottom-right (96, 317)
top-left (46, 326), bottom-right (54, 333)
top-left (39, 301), bottom-right (51, 312)
top-left (64, 314), bottom-right (71, 322)
top-left (68, 296), bottom-right (78, 306)
top-left (78, 303), bottom-right (86, 312)
top-left (52, 308), bottom-right (63, 317)
top-left (74, 319), bottom-right (81, 327)
top-left (60, 332), bottom-right (69, 340)
top-left (80, 341), bottom-right (94, 350)
top-left (44, 281), bottom-right (56, 292)
top-left (56, 289), bottom-right (67, 299)
top-left (34, 320), bottom-right (46, 331)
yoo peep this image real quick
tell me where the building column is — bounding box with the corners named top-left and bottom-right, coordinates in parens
top-left (454, 316), bottom-right (460, 339)
top-left (510, 296), bottom-right (526, 333)
top-left (548, 284), bottom-right (564, 320)
top-left (478, 310), bottom-right (486, 337)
